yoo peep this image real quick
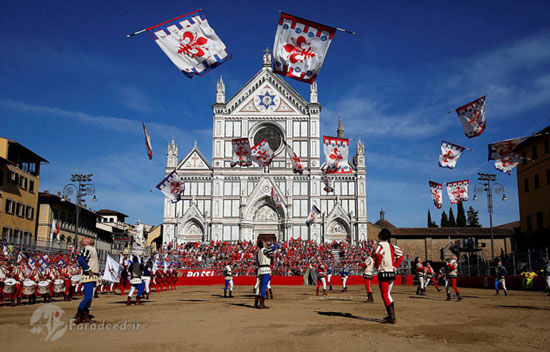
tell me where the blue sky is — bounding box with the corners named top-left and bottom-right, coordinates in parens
top-left (1, 1), bottom-right (549, 228)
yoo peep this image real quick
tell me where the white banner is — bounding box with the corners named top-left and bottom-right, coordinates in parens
top-left (323, 136), bottom-right (351, 174)
top-left (102, 255), bottom-right (121, 283)
top-left (488, 136), bottom-right (527, 160)
top-left (429, 181), bottom-right (443, 209)
top-left (156, 170), bottom-right (185, 203)
top-left (455, 96), bottom-right (486, 138)
top-left (148, 10), bottom-right (231, 78)
top-left (251, 139), bottom-right (275, 167)
top-left (495, 153), bottom-right (522, 174)
top-left (271, 187), bottom-right (284, 208)
top-left (284, 141), bottom-right (303, 175)
top-left (438, 140), bottom-right (466, 169)
top-left (230, 138), bottom-right (252, 167)
top-left (272, 12), bottom-right (336, 83)
top-left (446, 180), bottom-right (469, 204)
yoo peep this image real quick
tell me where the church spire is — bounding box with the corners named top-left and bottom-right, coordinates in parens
top-left (337, 116), bottom-right (344, 138)
top-left (216, 76), bottom-right (225, 104)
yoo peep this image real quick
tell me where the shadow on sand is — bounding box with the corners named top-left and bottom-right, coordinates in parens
top-left (316, 311), bottom-right (385, 323)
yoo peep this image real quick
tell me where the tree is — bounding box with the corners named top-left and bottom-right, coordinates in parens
top-left (427, 210), bottom-right (438, 227)
top-left (448, 207), bottom-right (457, 227)
top-left (441, 211), bottom-right (449, 227)
top-left (467, 206), bottom-right (481, 227)
top-left (456, 202), bottom-right (467, 227)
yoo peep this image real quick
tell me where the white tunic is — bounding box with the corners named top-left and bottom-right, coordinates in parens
top-left (447, 259), bottom-right (459, 278)
top-left (362, 257), bottom-right (374, 276)
top-left (257, 248), bottom-right (272, 275)
top-left (374, 241), bottom-right (402, 273)
top-left (224, 265), bottom-right (232, 280)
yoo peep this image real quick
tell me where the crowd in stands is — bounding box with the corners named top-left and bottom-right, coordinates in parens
top-left (160, 239), bottom-right (378, 276)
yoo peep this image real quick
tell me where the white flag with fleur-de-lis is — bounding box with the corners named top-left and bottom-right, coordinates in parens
top-left (147, 10), bottom-right (231, 78)
top-left (429, 181), bottom-right (443, 209)
top-left (455, 96), bottom-right (486, 138)
top-left (272, 12), bottom-right (336, 83)
top-left (446, 180), bottom-right (469, 204)
top-left (284, 141), bottom-right (303, 175)
top-left (155, 170), bottom-right (185, 203)
top-left (495, 153), bottom-right (523, 174)
top-left (323, 136), bottom-right (351, 174)
top-left (438, 140), bottom-right (466, 169)
top-left (251, 139), bottom-right (275, 167)
top-left (230, 138), bottom-right (252, 167)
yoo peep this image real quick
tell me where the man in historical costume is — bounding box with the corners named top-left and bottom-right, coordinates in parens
top-left (142, 256), bottom-right (153, 299)
top-left (424, 262), bottom-right (440, 292)
top-left (445, 255), bottom-right (462, 301)
top-left (316, 262), bottom-right (328, 296)
top-left (0, 256), bottom-right (12, 304)
top-left (359, 255), bottom-right (375, 303)
top-left (495, 260), bottom-right (508, 296)
top-left (223, 263), bottom-right (234, 298)
top-left (118, 254), bottom-right (130, 295)
top-left (127, 255), bottom-right (145, 305)
top-left (254, 240), bottom-right (280, 309)
top-left (42, 260), bottom-right (59, 302)
top-left (75, 237), bottom-right (99, 323)
top-left (373, 228), bottom-right (404, 324)
top-left (327, 264), bottom-right (333, 291)
top-left (340, 263), bottom-right (350, 293)
top-left (415, 257), bottom-right (425, 295)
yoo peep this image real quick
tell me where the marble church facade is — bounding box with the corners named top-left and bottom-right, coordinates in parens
top-left (162, 51), bottom-right (367, 245)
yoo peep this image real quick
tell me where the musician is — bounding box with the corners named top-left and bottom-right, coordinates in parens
top-left (75, 237), bottom-right (99, 324)
top-left (359, 255), bottom-right (375, 303)
top-left (127, 255), bottom-right (144, 305)
top-left (43, 261), bottom-right (59, 302)
top-left (254, 240), bottom-right (280, 309)
top-left (495, 260), bottom-right (508, 296)
top-left (223, 263), bottom-right (234, 298)
top-left (10, 262), bottom-right (26, 306)
top-left (373, 228), bottom-right (404, 324)
top-left (118, 254), bottom-right (130, 295)
top-left (445, 255), bottom-right (462, 301)
top-left (415, 257), bottom-right (425, 295)
top-left (424, 262), bottom-right (440, 292)
top-left (0, 256), bottom-right (9, 303)
top-left (340, 263), bottom-right (350, 293)
top-left (28, 265), bottom-right (43, 304)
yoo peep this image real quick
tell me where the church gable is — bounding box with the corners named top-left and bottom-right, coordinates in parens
top-left (178, 145), bottom-right (212, 171)
top-left (226, 69), bottom-right (308, 115)
top-left (247, 176), bottom-right (287, 208)
top-left (326, 202), bottom-right (351, 224)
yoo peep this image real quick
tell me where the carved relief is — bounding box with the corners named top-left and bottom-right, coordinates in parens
top-left (254, 205), bottom-right (278, 222)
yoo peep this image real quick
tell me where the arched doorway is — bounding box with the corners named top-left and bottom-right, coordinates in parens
top-left (180, 220), bottom-right (204, 243)
top-left (253, 204), bottom-right (281, 242)
top-left (327, 220), bottom-right (350, 242)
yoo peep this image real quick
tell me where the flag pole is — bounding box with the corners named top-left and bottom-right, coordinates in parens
top-left (126, 29), bottom-right (147, 38)
top-left (279, 10), bottom-right (355, 35)
top-left (126, 9), bottom-right (203, 38)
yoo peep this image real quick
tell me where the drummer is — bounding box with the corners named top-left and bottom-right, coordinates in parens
top-left (28, 264), bottom-right (43, 304)
top-left (44, 260), bottom-right (59, 301)
top-left (0, 255), bottom-right (9, 303)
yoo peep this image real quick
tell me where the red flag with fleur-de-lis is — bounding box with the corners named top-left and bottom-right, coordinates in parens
top-left (272, 12), bottom-right (336, 83)
top-left (323, 136), bottom-right (351, 174)
top-left (230, 138), bottom-right (252, 167)
top-left (446, 179), bottom-right (469, 204)
top-left (146, 10), bottom-right (231, 78)
top-left (428, 181), bottom-right (443, 209)
top-left (251, 139), bottom-right (275, 167)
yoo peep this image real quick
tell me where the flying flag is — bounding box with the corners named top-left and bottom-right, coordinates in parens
top-left (156, 170), bottom-right (185, 203)
top-left (322, 170), bottom-right (334, 193)
top-left (306, 205), bottom-right (321, 226)
top-left (102, 255), bottom-right (122, 283)
top-left (271, 187), bottom-right (284, 208)
top-left (142, 122), bottom-right (153, 160)
top-left (495, 153), bottom-right (523, 175)
top-left (251, 139), bottom-right (275, 167)
top-left (446, 180), bottom-right (469, 204)
top-left (38, 256), bottom-right (49, 272)
top-left (230, 138), bottom-right (252, 167)
top-left (28, 256), bottom-right (37, 268)
top-left (438, 140), bottom-right (466, 169)
top-left (323, 136), bottom-right (351, 173)
top-left (429, 181), bottom-right (443, 209)
top-left (146, 9), bottom-right (231, 78)
top-left (488, 136), bottom-right (527, 160)
top-left (455, 96), bottom-right (486, 138)
top-left (284, 141), bottom-right (303, 175)
top-left (272, 12), bottom-right (336, 83)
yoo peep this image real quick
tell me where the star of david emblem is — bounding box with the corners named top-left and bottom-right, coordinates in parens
top-left (258, 91), bottom-right (276, 110)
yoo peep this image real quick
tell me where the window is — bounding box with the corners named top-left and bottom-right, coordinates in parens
top-left (19, 175), bottom-right (27, 190)
top-left (532, 145), bottom-right (538, 160)
top-left (224, 141), bottom-right (232, 158)
top-left (526, 215), bottom-right (532, 230)
top-left (545, 139), bottom-right (549, 154)
top-left (292, 141), bottom-right (309, 158)
top-left (524, 179), bottom-right (529, 193)
top-left (254, 124), bottom-right (282, 152)
top-left (0, 170), bottom-right (3, 186)
top-left (536, 212), bottom-right (544, 231)
top-left (293, 121), bottom-right (308, 137)
top-left (522, 151), bottom-right (527, 165)
top-left (5, 199), bottom-right (15, 214)
top-left (25, 205), bottom-right (34, 220)
top-left (2, 227), bottom-right (11, 241)
top-left (223, 225), bottom-right (239, 241)
top-left (293, 181), bottom-right (308, 196)
top-left (547, 169), bottom-right (550, 185)
top-left (292, 199), bottom-right (309, 217)
top-left (225, 121), bottom-right (241, 138)
top-left (223, 199), bottom-right (239, 217)
top-left (8, 170), bottom-right (18, 184)
top-left (534, 174), bottom-right (540, 189)
top-left (224, 181), bottom-right (240, 196)
top-left (28, 179), bottom-right (34, 193)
